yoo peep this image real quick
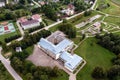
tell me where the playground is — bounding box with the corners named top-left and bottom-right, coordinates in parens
top-left (0, 22), bottom-right (16, 35)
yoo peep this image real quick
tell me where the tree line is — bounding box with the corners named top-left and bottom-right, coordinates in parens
top-left (10, 50), bottom-right (65, 80)
top-left (58, 19), bottom-right (76, 38)
top-left (4, 34), bottom-right (21, 43)
top-left (28, 22), bottom-right (45, 33)
top-left (96, 33), bottom-right (120, 55)
top-left (92, 54), bottom-right (120, 80)
top-left (2, 30), bottom-right (51, 52)
top-left (91, 33), bottom-right (120, 80)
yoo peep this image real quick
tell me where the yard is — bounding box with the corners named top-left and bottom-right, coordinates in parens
top-left (74, 38), bottom-right (115, 80)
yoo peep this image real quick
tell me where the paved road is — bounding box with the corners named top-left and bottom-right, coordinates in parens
top-left (32, 0), bottom-right (41, 7)
top-left (0, 47), bottom-right (23, 80)
top-left (6, 0), bottom-right (97, 46)
top-left (16, 21), bottom-right (24, 36)
top-left (91, 0), bottom-right (98, 10)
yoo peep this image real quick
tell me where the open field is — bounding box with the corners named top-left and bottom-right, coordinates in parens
top-left (111, 0), bottom-right (120, 6)
top-left (101, 0), bottom-right (120, 16)
top-left (104, 16), bottom-right (120, 26)
top-left (95, 0), bottom-right (120, 15)
top-left (74, 38), bottom-right (115, 80)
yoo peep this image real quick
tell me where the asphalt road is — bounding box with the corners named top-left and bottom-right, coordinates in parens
top-left (0, 47), bottom-right (23, 80)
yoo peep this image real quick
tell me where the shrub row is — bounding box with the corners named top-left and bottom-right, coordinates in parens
top-left (4, 34), bottom-right (21, 43)
top-left (9, 29), bottom-right (51, 50)
top-left (28, 22), bottom-right (45, 33)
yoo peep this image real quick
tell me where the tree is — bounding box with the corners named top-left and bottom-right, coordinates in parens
top-left (25, 73), bottom-right (34, 80)
top-left (41, 4), bottom-right (58, 21)
top-left (84, 10), bottom-right (92, 16)
top-left (19, 0), bottom-right (26, 5)
top-left (92, 66), bottom-right (106, 79)
top-left (107, 65), bottom-right (120, 80)
top-left (58, 22), bottom-right (76, 38)
top-left (74, 0), bottom-right (89, 12)
top-left (82, 34), bottom-right (86, 40)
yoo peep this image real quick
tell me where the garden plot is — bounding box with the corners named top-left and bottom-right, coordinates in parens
top-left (102, 22), bottom-right (120, 33)
top-left (77, 22), bottom-right (101, 37)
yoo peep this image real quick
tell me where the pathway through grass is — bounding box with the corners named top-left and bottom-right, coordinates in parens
top-left (75, 38), bottom-right (115, 80)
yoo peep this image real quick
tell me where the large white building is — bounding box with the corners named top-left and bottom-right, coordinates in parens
top-left (38, 31), bottom-right (83, 72)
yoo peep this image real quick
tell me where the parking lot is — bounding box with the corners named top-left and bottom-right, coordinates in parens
top-left (27, 45), bottom-right (72, 74)
top-left (27, 45), bottom-right (57, 68)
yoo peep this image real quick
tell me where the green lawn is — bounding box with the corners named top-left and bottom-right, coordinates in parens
top-left (104, 16), bottom-right (120, 26)
top-left (74, 38), bottom-right (115, 80)
top-left (25, 45), bottom-right (34, 55)
top-left (0, 62), bottom-right (14, 80)
top-left (71, 37), bottom-right (82, 44)
top-left (111, 0), bottom-right (120, 6)
top-left (101, 0), bottom-right (120, 16)
top-left (42, 16), bottom-right (55, 25)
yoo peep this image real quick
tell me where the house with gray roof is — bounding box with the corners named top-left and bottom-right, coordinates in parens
top-left (21, 19), bottom-right (40, 30)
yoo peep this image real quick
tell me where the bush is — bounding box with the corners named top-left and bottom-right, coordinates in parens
top-left (84, 10), bottom-right (92, 16)
top-left (92, 66), bottom-right (106, 79)
top-left (4, 34), bottom-right (21, 43)
top-left (28, 22), bottom-right (45, 33)
top-left (9, 30), bottom-right (51, 50)
top-left (58, 23), bottom-right (76, 38)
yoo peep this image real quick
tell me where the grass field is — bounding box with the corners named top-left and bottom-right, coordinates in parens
top-left (104, 16), bottom-right (120, 26)
top-left (74, 38), bottom-right (115, 80)
top-left (25, 45), bottom-right (34, 55)
top-left (101, 0), bottom-right (120, 16)
top-left (0, 62), bottom-right (14, 80)
top-left (111, 0), bottom-right (120, 6)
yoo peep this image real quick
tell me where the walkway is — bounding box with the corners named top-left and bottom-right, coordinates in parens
top-left (0, 47), bottom-right (22, 80)
top-left (32, 0), bottom-right (41, 7)
top-left (16, 21), bottom-right (24, 36)
top-left (6, 0), bottom-right (97, 46)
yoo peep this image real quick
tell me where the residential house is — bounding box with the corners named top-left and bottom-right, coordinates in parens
top-left (61, 4), bottom-right (75, 16)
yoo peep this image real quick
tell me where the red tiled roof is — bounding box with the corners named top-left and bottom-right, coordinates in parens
top-left (18, 17), bottom-right (28, 23)
top-left (32, 14), bottom-right (41, 20)
top-left (4, 26), bottom-right (9, 30)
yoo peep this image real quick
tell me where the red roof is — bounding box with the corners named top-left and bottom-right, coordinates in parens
top-left (67, 4), bottom-right (75, 10)
top-left (4, 26), bottom-right (9, 30)
top-left (18, 17), bottom-right (28, 23)
top-left (32, 14), bottom-right (41, 20)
